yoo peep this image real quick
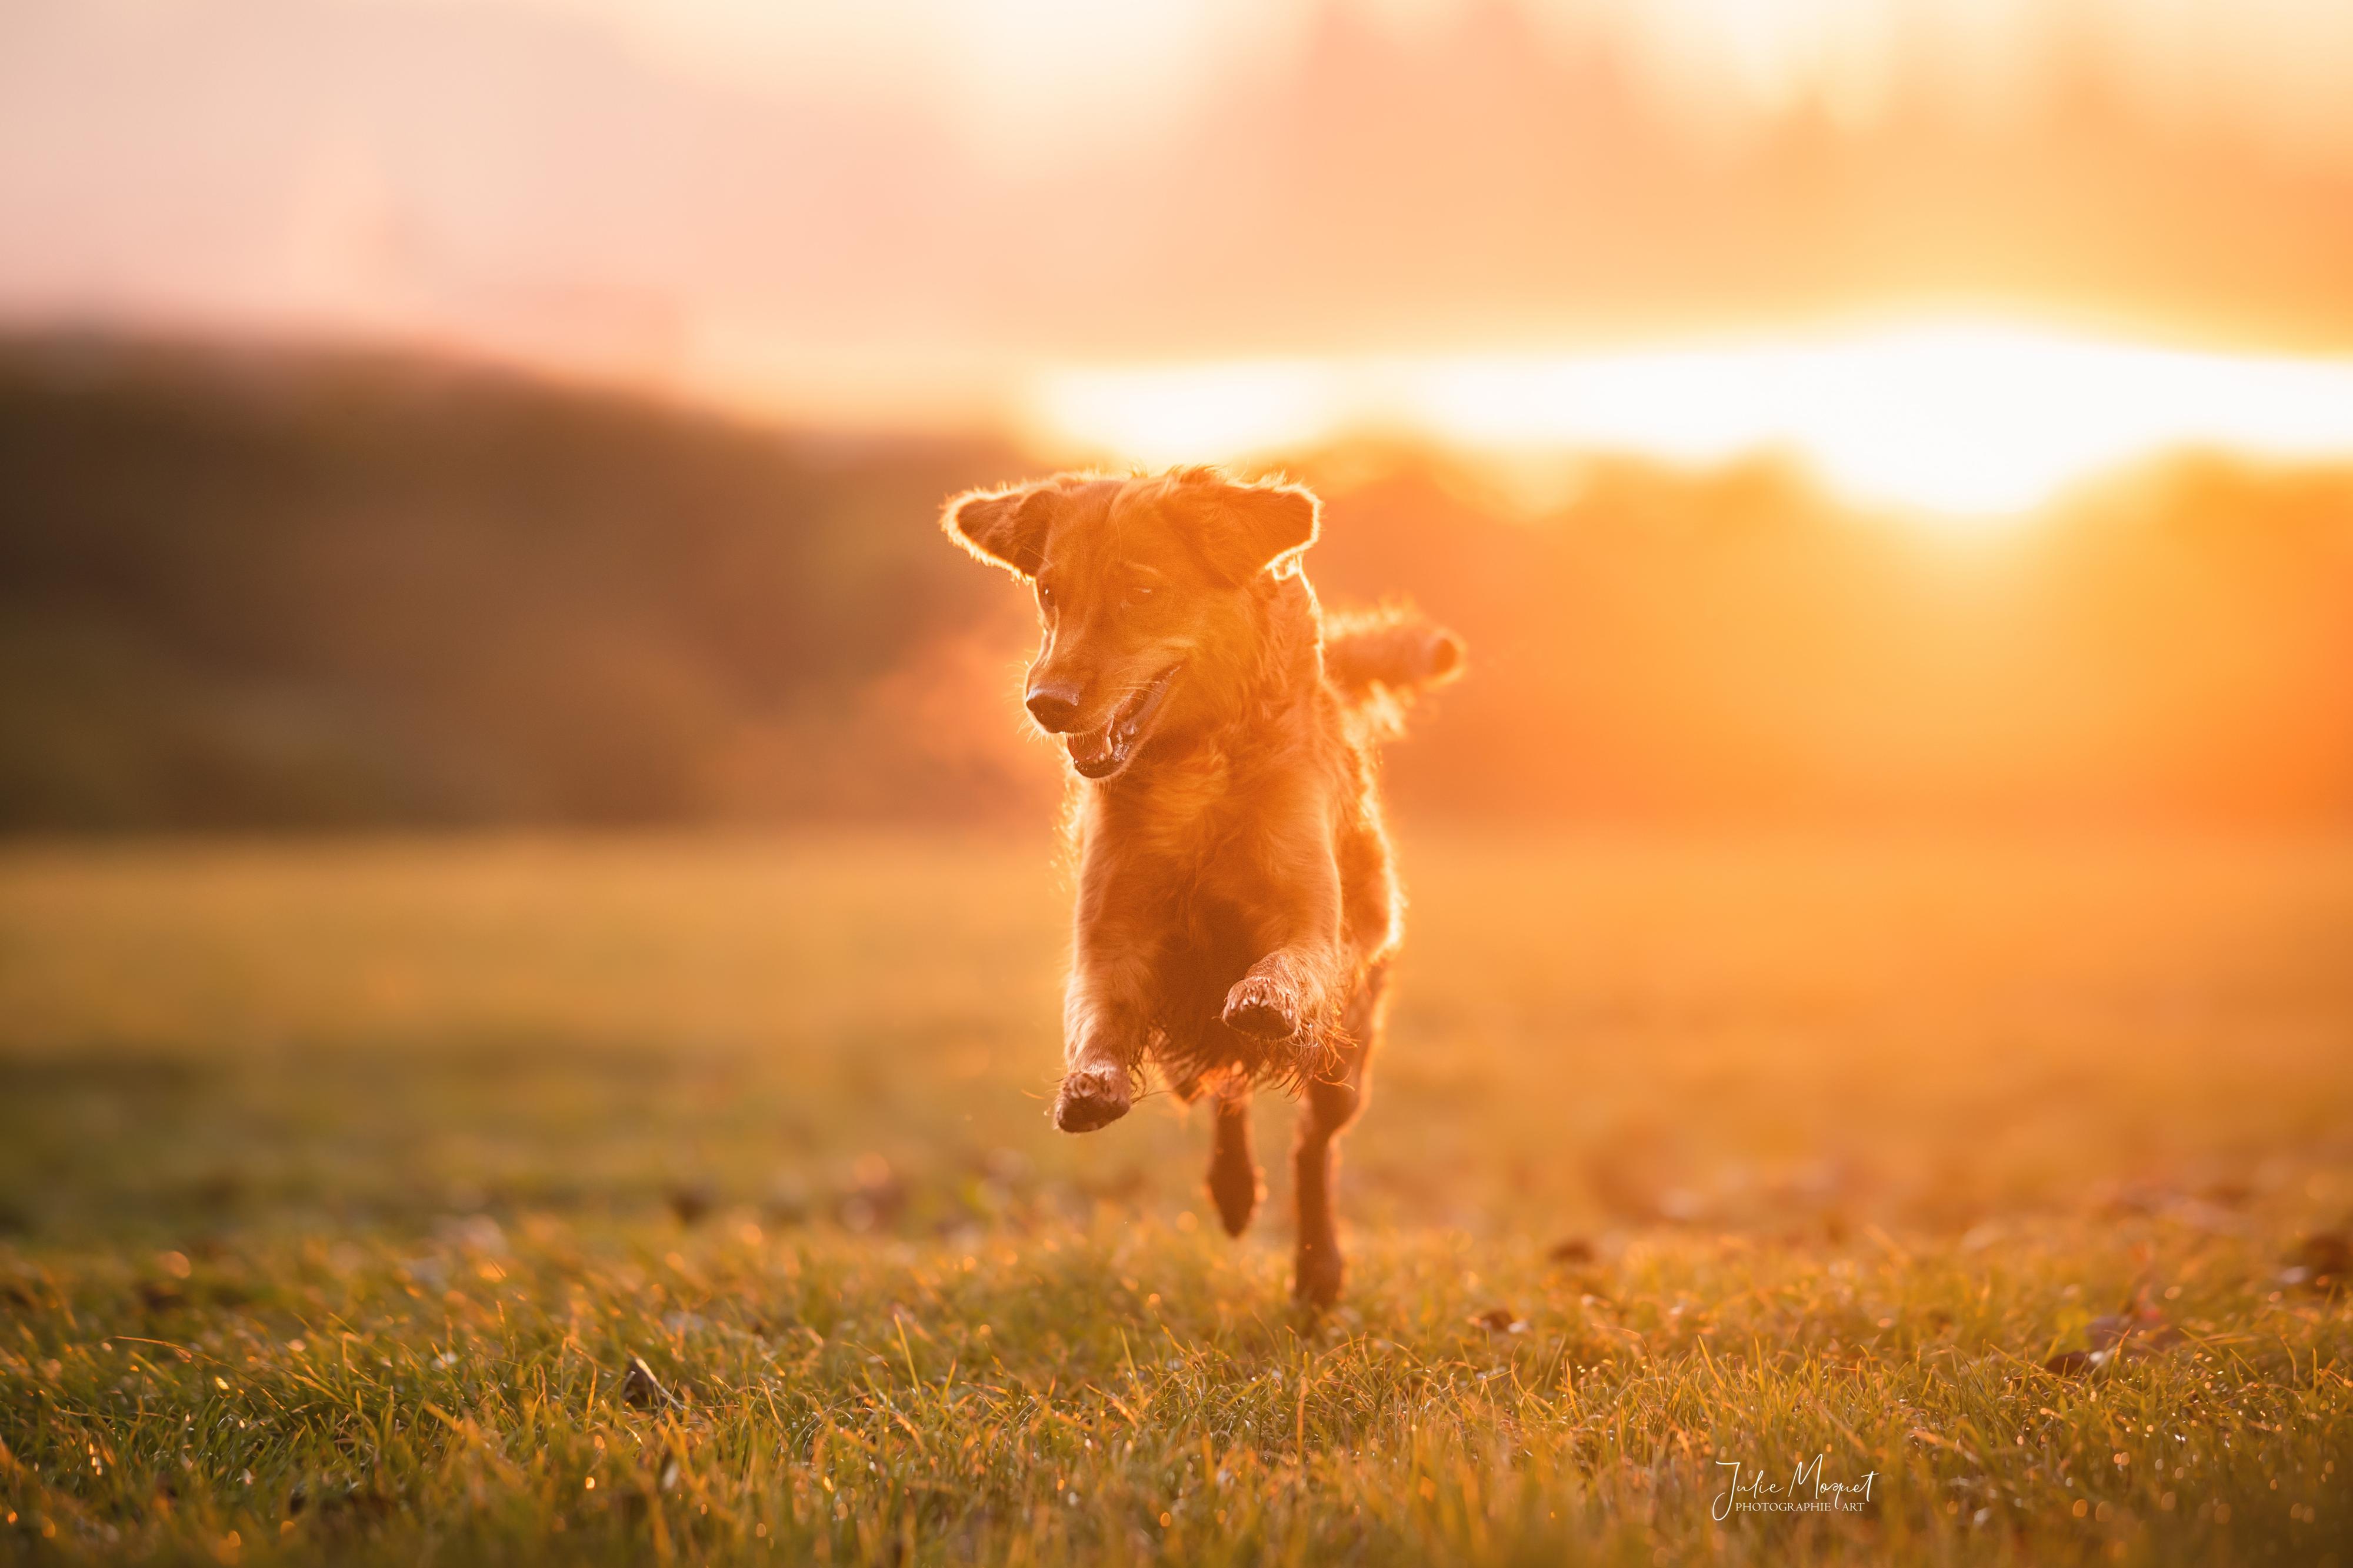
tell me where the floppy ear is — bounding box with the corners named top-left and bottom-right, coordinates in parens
top-left (1195, 477), bottom-right (1321, 583)
top-left (942, 481), bottom-right (1058, 578)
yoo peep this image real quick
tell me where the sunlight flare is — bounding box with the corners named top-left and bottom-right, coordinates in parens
top-left (1028, 323), bottom-right (2353, 522)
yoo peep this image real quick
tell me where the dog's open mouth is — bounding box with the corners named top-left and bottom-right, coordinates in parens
top-left (1066, 666), bottom-right (1179, 780)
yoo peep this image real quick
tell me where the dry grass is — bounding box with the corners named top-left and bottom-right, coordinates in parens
top-left (1, 829), bottom-right (2348, 1563)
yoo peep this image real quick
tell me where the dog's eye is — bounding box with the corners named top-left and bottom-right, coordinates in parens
top-left (1038, 584), bottom-right (1056, 612)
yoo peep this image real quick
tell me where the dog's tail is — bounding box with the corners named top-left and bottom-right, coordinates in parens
top-left (1322, 604), bottom-right (1464, 740)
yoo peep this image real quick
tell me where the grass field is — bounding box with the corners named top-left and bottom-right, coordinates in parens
top-left (1, 830), bottom-right (2348, 1564)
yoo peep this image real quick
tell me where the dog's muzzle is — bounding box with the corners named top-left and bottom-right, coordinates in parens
top-left (1065, 665), bottom-right (1179, 780)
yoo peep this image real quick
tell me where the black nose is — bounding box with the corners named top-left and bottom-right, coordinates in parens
top-left (1025, 684), bottom-right (1082, 732)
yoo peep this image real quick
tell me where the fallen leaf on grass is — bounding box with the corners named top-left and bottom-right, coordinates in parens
top-left (2089, 1310), bottom-right (2182, 1353)
top-left (2280, 1232), bottom-right (2349, 1294)
top-left (2046, 1306), bottom-right (2184, 1375)
top-left (666, 1185), bottom-right (715, 1227)
top-left (311, 1484), bottom-right (395, 1521)
top-left (620, 1356), bottom-right (679, 1410)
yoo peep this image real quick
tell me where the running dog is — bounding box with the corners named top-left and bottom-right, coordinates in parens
top-left (942, 466), bottom-right (1461, 1304)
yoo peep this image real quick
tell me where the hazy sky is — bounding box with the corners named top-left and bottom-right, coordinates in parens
top-left (7, 0), bottom-right (2353, 427)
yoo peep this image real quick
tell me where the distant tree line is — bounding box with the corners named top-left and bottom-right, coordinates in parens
top-left (5, 335), bottom-right (2351, 831)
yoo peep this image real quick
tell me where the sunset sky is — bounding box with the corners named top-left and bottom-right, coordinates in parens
top-left (9, 0), bottom-right (2353, 513)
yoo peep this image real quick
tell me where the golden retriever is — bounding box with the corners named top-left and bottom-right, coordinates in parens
top-left (942, 466), bottom-right (1460, 1304)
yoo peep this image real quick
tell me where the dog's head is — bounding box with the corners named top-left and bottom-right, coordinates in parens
top-left (942, 466), bottom-right (1319, 780)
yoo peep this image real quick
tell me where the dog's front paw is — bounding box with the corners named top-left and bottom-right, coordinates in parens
top-left (1052, 1062), bottom-right (1132, 1133)
top-left (1221, 973), bottom-right (1301, 1041)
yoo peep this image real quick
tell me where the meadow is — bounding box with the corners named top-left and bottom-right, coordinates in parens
top-left (1, 829), bottom-right (2348, 1564)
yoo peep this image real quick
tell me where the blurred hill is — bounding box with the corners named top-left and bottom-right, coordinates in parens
top-left (0, 335), bottom-right (1043, 828)
top-left (4, 333), bottom-right (2352, 832)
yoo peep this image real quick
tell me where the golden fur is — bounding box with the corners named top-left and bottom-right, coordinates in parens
top-left (942, 466), bottom-right (1461, 1304)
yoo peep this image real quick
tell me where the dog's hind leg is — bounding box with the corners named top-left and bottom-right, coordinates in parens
top-left (1207, 1095), bottom-right (1261, 1236)
top-left (1291, 963), bottom-right (1385, 1307)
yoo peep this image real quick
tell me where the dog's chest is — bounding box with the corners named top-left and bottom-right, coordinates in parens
top-left (1106, 749), bottom-right (1233, 859)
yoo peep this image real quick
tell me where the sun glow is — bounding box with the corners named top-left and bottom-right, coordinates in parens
top-left (1028, 323), bottom-right (2353, 523)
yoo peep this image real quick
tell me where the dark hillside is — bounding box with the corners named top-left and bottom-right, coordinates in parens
top-left (0, 337), bottom-right (1029, 826)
